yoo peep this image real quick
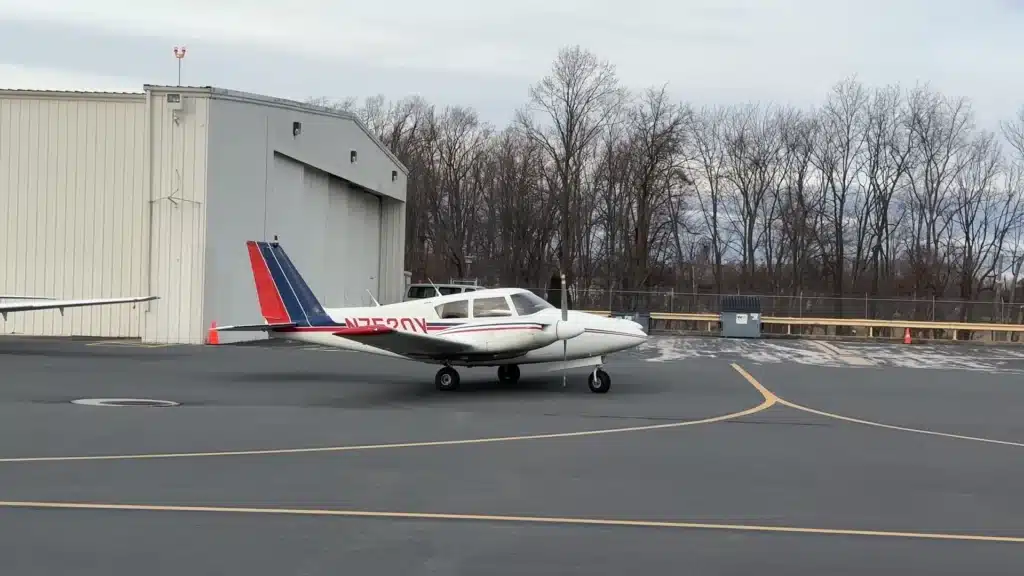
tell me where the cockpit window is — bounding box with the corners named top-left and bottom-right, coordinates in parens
top-left (509, 291), bottom-right (554, 316)
top-left (472, 296), bottom-right (512, 318)
top-left (434, 299), bottom-right (469, 319)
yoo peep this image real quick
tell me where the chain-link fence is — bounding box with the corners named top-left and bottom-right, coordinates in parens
top-left (521, 288), bottom-right (1024, 325)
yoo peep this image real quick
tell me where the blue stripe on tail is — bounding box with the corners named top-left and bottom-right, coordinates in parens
top-left (257, 241), bottom-right (335, 327)
top-left (257, 243), bottom-right (308, 325)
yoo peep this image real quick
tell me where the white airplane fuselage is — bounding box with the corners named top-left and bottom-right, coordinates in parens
top-left (270, 301), bottom-right (647, 367)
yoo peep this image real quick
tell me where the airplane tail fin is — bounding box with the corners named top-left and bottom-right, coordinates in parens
top-left (245, 240), bottom-right (333, 327)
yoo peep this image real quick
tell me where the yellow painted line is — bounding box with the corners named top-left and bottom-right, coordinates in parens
top-left (728, 363), bottom-right (778, 403)
top-left (730, 363), bottom-right (1024, 448)
top-left (0, 374), bottom-right (776, 463)
top-left (1, 500), bottom-right (1022, 544)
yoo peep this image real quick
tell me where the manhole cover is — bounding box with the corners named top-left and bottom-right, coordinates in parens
top-left (71, 398), bottom-right (180, 407)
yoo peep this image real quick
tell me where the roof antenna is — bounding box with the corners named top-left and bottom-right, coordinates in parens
top-left (366, 289), bottom-right (380, 307)
top-left (427, 278), bottom-right (441, 297)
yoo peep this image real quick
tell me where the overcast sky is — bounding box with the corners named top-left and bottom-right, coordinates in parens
top-left (1, 0), bottom-right (1021, 131)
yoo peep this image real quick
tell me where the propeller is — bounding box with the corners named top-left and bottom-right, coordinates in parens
top-left (543, 273), bottom-right (582, 387)
top-left (561, 273), bottom-right (568, 388)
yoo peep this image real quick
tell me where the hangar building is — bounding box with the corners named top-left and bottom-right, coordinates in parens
top-left (0, 85), bottom-right (408, 344)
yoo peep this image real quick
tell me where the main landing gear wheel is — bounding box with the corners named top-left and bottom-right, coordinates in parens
top-left (588, 368), bottom-right (611, 394)
top-left (436, 366), bottom-right (460, 391)
top-left (497, 364), bottom-right (520, 384)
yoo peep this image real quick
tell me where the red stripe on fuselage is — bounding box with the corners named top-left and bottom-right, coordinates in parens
top-left (246, 241), bottom-right (290, 324)
top-left (333, 325), bottom-right (394, 336)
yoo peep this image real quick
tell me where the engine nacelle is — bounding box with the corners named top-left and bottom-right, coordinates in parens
top-left (554, 319), bottom-right (585, 340)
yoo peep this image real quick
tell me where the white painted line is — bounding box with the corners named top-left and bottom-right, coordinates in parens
top-left (820, 341), bottom-right (844, 354)
top-left (806, 340), bottom-right (874, 366)
top-left (807, 341), bottom-right (838, 356)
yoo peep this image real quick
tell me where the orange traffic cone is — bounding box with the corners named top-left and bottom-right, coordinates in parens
top-left (903, 327), bottom-right (911, 344)
top-left (207, 321), bottom-right (220, 345)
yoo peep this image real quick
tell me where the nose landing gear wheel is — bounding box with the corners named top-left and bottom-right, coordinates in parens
top-left (436, 366), bottom-right (460, 391)
top-left (588, 368), bottom-right (611, 393)
top-left (497, 364), bottom-right (520, 384)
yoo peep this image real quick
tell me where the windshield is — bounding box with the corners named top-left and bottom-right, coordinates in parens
top-left (509, 291), bottom-right (554, 316)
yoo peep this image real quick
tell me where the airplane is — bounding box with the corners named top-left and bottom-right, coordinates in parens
top-left (0, 294), bottom-right (158, 321)
top-left (215, 240), bottom-right (649, 393)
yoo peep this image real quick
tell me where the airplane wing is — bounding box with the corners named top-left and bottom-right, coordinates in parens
top-left (0, 295), bottom-right (158, 317)
top-left (332, 325), bottom-right (480, 357)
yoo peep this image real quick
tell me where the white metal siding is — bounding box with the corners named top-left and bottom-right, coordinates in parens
top-left (203, 96), bottom-right (401, 341)
top-left (206, 88), bottom-right (407, 203)
top-left (265, 156), bottom-right (382, 310)
top-left (379, 197), bottom-right (406, 304)
top-left (1, 85), bottom-right (406, 346)
top-left (264, 153), bottom-right (325, 298)
top-left (142, 88), bottom-right (210, 344)
top-left (201, 97), bottom-right (271, 344)
top-left (0, 94), bottom-right (149, 338)
top-left (325, 178), bottom-right (381, 306)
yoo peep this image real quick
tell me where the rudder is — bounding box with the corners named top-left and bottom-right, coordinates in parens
top-left (245, 240), bottom-right (292, 325)
top-left (253, 240), bottom-right (334, 327)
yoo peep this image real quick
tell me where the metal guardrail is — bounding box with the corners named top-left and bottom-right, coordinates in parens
top-left (581, 310), bottom-right (1024, 341)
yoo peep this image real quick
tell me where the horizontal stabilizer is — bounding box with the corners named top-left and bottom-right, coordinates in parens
top-left (214, 322), bottom-right (296, 332)
top-left (332, 325), bottom-right (479, 357)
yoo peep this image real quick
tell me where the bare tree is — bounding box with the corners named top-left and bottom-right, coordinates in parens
top-left (903, 84), bottom-right (975, 302)
top-left (861, 84), bottom-right (914, 302)
top-left (721, 104), bottom-right (786, 289)
top-left (428, 107), bottom-right (492, 277)
top-left (777, 108), bottom-right (821, 296)
top-left (686, 106), bottom-right (731, 291)
top-left (950, 131), bottom-right (1022, 319)
top-left (1002, 105), bottom-right (1024, 161)
top-left (621, 85), bottom-right (690, 299)
top-left (304, 46), bottom-right (1024, 321)
top-left (811, 77), bottom-right (869, 316)
top-left (516, 45), bottom-right (629, 298)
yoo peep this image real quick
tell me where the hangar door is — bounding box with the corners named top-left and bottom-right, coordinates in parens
top-left (325, 178), bottom-right (381, 307)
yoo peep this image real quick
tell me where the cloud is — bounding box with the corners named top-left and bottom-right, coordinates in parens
top-left (0, 62), bottom-right (144, 93)
top-left (0, 0), bottom-right (1020, 129)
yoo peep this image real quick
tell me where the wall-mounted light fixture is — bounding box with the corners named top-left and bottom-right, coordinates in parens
top-left (391, 170), bottom-right (398, 181)
top-left (292, 121), bottom-right (302, 137)
top-left (350, 150), bottom-right (358, 163)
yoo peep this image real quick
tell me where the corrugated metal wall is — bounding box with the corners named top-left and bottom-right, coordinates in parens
top-left (379, 197), bottom-right (406, 304)
top-left (0, 93), bottom-right (150, 337)
top-left (142, 88), bottom-right (210, 344)
top-left (202, 94), bottom-right (404, 342)
top-left (1, 87), bottom-right (406, 344)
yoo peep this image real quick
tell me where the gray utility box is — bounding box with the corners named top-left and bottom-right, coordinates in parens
top-left (720, 295), bottom-right (762, 338)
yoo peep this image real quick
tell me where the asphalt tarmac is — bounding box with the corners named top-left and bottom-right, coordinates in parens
top-left (2, 334), bottom-right (1024, 575)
